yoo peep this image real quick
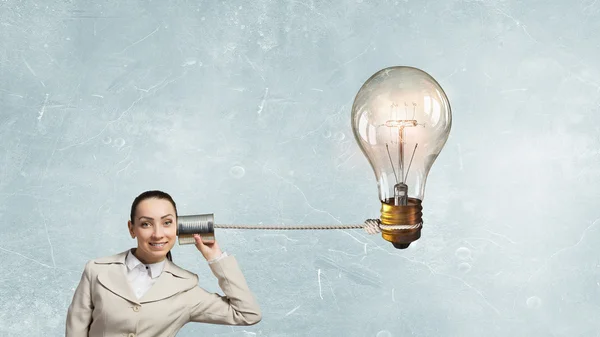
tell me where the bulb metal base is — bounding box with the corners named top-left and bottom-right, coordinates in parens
top-left (380, 198), bottom-right (423, 249)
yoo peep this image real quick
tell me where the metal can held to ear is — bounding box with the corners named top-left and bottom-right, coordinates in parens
top-left (177, 214), bottom-right (215, 245)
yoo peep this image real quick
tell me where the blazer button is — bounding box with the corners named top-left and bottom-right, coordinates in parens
top-left (133, 305), bottom-right (140, 312)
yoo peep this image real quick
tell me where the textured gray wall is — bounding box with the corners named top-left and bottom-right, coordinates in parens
top-left (1, 0), bottom-right (599, 336)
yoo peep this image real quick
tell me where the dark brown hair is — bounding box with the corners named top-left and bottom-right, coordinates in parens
top-left (130, 190), bottom-right (177, 262)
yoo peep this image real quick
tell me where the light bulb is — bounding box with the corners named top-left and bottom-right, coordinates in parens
top-left (351, 66), bottom-right (452, 249)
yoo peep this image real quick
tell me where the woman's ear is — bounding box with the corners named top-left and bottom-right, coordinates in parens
top-left (128, 220), bottom-right (135, 238)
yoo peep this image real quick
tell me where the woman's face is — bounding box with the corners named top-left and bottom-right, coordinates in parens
top-left (128, 198), bottom-right (177, 264)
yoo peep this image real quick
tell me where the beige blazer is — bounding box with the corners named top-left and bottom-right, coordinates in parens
top-left (65, 249), bottom-right (261, 337)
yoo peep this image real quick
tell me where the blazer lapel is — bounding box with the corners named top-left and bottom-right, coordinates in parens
top-left (97, 265), bottom-right (140, 304)
top-left (95, 250), bottom-right (140, 304)
top-left (139, 258), bottom-right (196, 304)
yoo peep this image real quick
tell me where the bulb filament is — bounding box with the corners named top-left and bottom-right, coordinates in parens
top-left (384, 102), bottom-right (421, 205)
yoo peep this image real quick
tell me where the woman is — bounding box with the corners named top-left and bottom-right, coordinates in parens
top-left (66, 190), bottom-right (261, 336)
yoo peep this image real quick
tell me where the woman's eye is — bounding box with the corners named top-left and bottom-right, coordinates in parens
top-left (141, 222), bottom-right (151, 227)
top-left (164, 220), bottom-right (172, 226)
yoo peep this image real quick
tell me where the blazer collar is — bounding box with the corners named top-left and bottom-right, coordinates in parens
top-left (94, 249), bottom-right (196, 304)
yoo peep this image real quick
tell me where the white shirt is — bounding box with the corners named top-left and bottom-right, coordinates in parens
top-left (125, 249), bottom-right (228, 299)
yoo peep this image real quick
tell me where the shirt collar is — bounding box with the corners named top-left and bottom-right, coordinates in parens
top-left (125, 249), bottom-right (166, 279)
top-left (94, 249), bottom-right (192, 279)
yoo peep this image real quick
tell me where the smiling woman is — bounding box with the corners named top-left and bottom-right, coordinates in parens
top-left (65, 190), bottom-right (262, 337)
top-left (127, 191), bottom-right (179, 264)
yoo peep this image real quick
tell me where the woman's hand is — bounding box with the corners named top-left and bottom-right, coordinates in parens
top-left (193, 234), bottom-right (223, 261)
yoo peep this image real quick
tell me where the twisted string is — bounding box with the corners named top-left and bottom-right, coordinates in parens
top-left (213, 220), bottom-right (422, 235)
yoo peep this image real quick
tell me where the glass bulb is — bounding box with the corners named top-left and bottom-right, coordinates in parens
top-left (351, 66), bottom-right (452, 248)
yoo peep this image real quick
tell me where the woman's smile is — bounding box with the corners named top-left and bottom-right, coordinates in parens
top-left (149, 242), bottom-right (167, 249)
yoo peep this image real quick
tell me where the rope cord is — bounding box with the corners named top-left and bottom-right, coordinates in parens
top-left (213, 219), bottom-right (422, 235)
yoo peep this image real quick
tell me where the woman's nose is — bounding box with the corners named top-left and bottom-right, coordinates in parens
top-left (152, 227), bottom-right (164, 238)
